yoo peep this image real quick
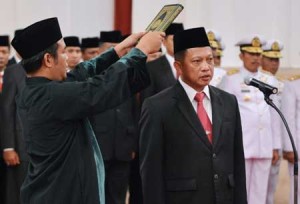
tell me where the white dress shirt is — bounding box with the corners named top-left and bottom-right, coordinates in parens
top-left (179, 77), bottom-right (212, 123)
top-left (165, 53), bottom-right (177, 79)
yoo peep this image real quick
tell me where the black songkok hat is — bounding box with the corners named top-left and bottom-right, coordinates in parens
top-left (165, 23), bottom-right (184, 36)
top-left (99, 30), bottom-right (122, 43)
top-left (174, 27), bottom-right (210, 54)
top-left (81, 37), bottom-right (100, 48)
top-left (121, 34), bottom-right (130, 41)
top-left (64, 36), bottom-right (81, 47)
top-left (11, 17), bottom-right (62, 59)
top-left (0, 35), bottom-right (10, 46)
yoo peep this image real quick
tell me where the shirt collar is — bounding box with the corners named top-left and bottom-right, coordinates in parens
top-left (165, 52), bottom-right (174, 64)
top-left (179, 78), bottom-right (211, 102)
top-left (240, 66), bottom-right (258, 77)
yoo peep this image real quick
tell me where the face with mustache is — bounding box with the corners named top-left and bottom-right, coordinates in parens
top-left (174, 46), bottom-right (214, 92)
top-left (261, 56), bottom-right (280, 75)
top-left (239, 51), bottom-right (262, 73)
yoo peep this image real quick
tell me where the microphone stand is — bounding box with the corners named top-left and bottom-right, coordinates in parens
top-left (264, 91), bottom-right (298, 204)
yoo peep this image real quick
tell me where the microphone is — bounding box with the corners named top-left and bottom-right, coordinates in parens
top-left (244, 76), bottom-right (278, 95)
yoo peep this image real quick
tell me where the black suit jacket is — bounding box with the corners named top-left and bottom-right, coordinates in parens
top-left (139, 83), bottom-right (247, 204)
top-left (89, 96), bottom-right (139, 161)
top-left (0, 63), bottom-right (28, 161)
top-left (141, 55), bottom-right (176, 102)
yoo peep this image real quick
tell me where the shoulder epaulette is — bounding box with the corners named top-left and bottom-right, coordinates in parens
top-left (276, 75), bottom-right (285, 81)
top-left (226, 68), bottom-right (240, 76)
top-left (259, 68), bottom-right (273, 76)
top-left (288, 75), bottom-right (300, 81)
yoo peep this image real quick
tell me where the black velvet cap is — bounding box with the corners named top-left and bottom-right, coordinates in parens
top-left (11, 17), bottom-right (62, 59)
top-left (64, 36), bottom-right (80, 47)
top-left (174, 27), bottom-right (210, 54)
top-left (81, 37), bottom-right (100, 48)
top-left (121, 34), bottom-right (130, 41)
top-left (165, 23), bottom-right (184, 35)
top-left (0, 35), bottom-right (9, 46)
top-left (99, 30), bottom-right (122, 43)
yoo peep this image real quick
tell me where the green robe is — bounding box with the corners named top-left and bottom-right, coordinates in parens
top-left (17, 48), bottom-right (149, 204)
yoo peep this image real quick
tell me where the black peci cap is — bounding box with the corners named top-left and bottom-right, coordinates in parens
top-left (165, 23), bottom-right (184, 36)
top-left (0, 35), bottom-right (10, 46)
top-left (81, 37), bottom-right (100, 48)
top-left (173, 27), bottom-right (210, 54)
top-left (11, 17), bottom-right (62, 59)
top-left (64, 36), bottom-right (81, 47)
top-left (99, 30), bottom-right (122, 43)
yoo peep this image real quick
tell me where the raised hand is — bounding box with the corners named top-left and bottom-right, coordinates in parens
top-left (136, 31), bottom-right (165, 55)
top-left (114, 32), bottom-right (146, 57)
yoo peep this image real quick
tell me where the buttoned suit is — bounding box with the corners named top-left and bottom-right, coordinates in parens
top-left (0, 63), bottom-right (29, 204)
top-left (140, 82), bottom-right (247, 204)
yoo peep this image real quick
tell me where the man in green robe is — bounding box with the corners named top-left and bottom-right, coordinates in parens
top-left (11, 17), bottom-right (164, 204)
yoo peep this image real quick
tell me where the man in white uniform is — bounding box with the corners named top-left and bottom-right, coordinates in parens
top-left (221, 35), bottom-right (281, 204)
top-left (206, 30), bottom-right (226, 88)
top-left (282, 74), bottom-right (300, 204)
top-left (261, 39), bottom-right (284, 204)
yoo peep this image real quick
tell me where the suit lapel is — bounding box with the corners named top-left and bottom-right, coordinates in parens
top-left (174, 83), bottom-right (212, 150)
top-left (209, 86), bottom-right (224, 148)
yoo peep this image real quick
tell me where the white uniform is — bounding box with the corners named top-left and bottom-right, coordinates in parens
top-left (210, 67), bottom-right (226, 88)
top-left (221, 67), bottom-right (281, 204)
top-left (261, 70), bottom-right (284, 204)
top-left (281, 78), bottom-right (300, 204)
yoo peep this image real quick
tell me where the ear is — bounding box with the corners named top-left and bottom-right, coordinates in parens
top-left (239, 52), bottom-right (243, 61)
top-left (162, 38), bottom-right (167, 47)
top-left (43, 53), bottom-right (54, 68)
top-left (174, 60), bottom-right (182, 76)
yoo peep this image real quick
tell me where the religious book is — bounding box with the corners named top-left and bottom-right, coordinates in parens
top-left (145, 4), bottom-right (184, 32)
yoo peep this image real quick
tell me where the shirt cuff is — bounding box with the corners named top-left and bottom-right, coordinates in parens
top-left (3, 148), bottom-right (14, 152)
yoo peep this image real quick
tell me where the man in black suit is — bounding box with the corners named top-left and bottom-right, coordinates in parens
top-left (0, 35), bottom-right (11, 203)
top-left (129, 24), bottom-right (185, 204)
top-left (0, 62), bottom-right (28, 204)
top-left (7, 30), bottom-right (23, 67)
top-left (139, 27), bottom-right (247, 204)
top-left (140, 23), bottom-right (184, 102)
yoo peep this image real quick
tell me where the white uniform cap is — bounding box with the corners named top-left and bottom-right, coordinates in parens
top-left (207, 29), bottom-right (222, 49)
top-left (216, 41), bottom-right (225, 57)
top-left (236, 34), bottom-right (266, 54)
top-left (217, 41), bottom-right (225, 50)
top-left (262, 39), bottom-right (283, 58)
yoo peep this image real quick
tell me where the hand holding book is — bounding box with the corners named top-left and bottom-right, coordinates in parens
top-left (145, 4), bottom-right (184, 32)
